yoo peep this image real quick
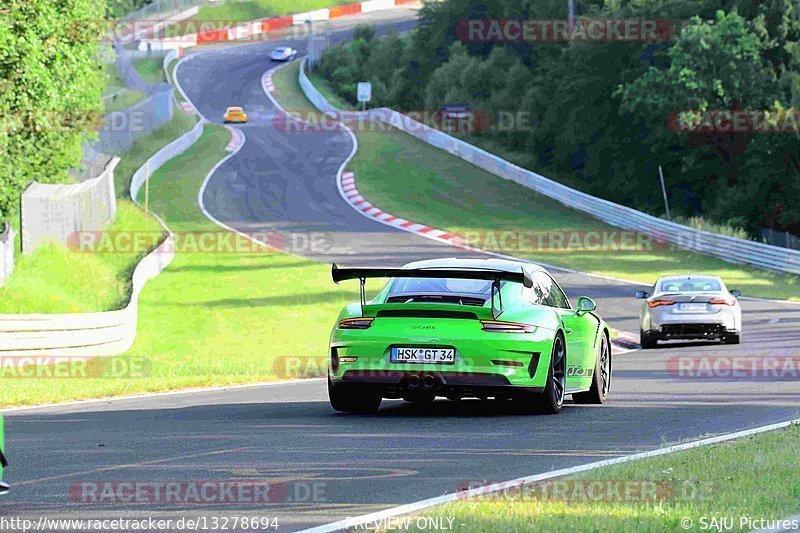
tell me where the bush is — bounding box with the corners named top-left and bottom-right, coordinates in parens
top-left (0, 0), bottom-right (107, 220)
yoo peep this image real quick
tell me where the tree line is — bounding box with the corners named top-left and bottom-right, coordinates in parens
top-left (0, 0), bottom-right (108, 221)
top-left (316, 0), bottom-right (800, 237)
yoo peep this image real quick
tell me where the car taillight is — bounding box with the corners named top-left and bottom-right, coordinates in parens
top-left (481, 320), bottom-right (536, 333)
top-left (338, 317), bottom-right (374, 329)
top-left (709, 297), bottom-right (735, 306)
top-left (647, 299), bottom-right (675, 308)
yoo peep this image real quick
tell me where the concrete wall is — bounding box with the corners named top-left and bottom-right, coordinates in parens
top-left (21, 158), bottom-right (118, 254)
top-left (0, 222), bottom-right (13, 287)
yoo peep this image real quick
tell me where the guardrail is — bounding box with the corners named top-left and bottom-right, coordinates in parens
top-left (21, 158), bottom-right (119, 254)
top-left (0, 222), bottom-right (13, 287)
top-left (0, 116), bottom-right (207, 360)
top-left (299, 59), bottom-right (800, 276)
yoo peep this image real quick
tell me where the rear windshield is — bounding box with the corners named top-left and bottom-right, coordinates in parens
top-left (389, 277), bottom-right (497, 296)
top-left (658, 277), bottom-right (721, 293)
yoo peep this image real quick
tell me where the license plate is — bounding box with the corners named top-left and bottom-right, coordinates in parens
top-left (678, 303), bottom-right (707, 312)
top-left (390, 347), bottom-right (455, 364)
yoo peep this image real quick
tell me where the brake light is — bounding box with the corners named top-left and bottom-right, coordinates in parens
top-left (338, 317), bottom-right (374, 329)
top-left (709, 297), bottom-right (735, 306)
top-left (647, 299), bottom-right (675, 308)
top-left (481, 320), bottom-right (536, 333)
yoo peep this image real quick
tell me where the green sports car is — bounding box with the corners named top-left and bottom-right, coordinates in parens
top-left (328, 258), bottom-right (612, 414)
top-left (0, 414), bottom-right (7, 495)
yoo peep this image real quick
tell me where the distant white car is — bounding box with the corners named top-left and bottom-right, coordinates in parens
top-left (636, 274), bottom-right (742, 348)
top-left (270, 46), bottom-right (297, 62)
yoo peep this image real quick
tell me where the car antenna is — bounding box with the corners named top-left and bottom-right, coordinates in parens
top-left (490, 276), bottom-right (503, 320)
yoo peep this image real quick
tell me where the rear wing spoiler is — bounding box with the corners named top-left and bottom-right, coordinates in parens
top-left (331, 263), bottom-right (534, 287)
top-left (331, 263), bottom-right (533, 319)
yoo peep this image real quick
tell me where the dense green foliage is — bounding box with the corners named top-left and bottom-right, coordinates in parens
top-left (317, 1), bottom-right (800, 236)
top-left (0, 0), bottom-right (107, 219)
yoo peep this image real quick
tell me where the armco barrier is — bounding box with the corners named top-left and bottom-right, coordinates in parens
top-left (21, 158), bottom-right (119, 254)
top-left (298, 59), bottom-right (800, 276)
top-left (0, 222), bottom-right (13, 287)
top-left (0, 112), bottom-right (207, 360)
top-left (130, 121), bottom-right (205, 201)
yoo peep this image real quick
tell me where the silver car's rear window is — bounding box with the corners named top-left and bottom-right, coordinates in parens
top-left (658, 278), bottom-right (721, 292)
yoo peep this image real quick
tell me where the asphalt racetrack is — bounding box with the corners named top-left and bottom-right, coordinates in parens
top-left (2, 9), bottom-right (800, 532)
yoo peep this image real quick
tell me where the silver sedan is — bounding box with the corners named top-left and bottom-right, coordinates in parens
top-left (636, 274), bottom-right (742, 348)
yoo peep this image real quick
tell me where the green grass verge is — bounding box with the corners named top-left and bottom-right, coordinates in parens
top-left (104, 61), bottom-right (126, 94)
top-left (293, 67), bottom-right (800, 300)
top-left (0, 202), bottom-right (164, 314)
top-left (415, 424), bottom-right (800, 532)
top-left (104, 89), bottom-right (145, 113)
top-left (132, 57), bottom-right (166, 84)
top-left (0, 124), bottom-right (359, 407)
top-left (0, 76), bottom-right (195, 315)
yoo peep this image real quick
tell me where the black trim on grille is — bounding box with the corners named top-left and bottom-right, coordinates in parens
top-left (376, 310), bottom-right (478, 320)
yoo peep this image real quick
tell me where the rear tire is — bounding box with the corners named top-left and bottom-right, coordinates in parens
top-left (573, 332), bottom-right (611, 404)
top-left (522, 333), bottom-right (566, 414)
top-left (328, 377), bottom-right (381, 414)
top-left (640, 330), bottom-right (657, 349)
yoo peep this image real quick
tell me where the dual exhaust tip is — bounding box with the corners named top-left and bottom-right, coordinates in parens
top-left (407, 374), bottom-right (437, 389)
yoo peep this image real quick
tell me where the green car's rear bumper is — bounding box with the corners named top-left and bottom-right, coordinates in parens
top-left (329, 317), bottom-right (556, 398)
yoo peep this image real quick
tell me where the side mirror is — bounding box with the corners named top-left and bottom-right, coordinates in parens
top-left (730, 289), bottom-right (741, 298)
top-left (576, 296), bottom-right (597, 314)
top-left (635, 291), bottom-right (648, 299)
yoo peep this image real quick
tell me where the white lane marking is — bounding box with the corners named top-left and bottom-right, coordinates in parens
top-left (300, 418), bottom-right (800, 533)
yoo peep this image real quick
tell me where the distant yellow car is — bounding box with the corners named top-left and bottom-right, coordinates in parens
top-left (224, 106), bottom-right (247, 123)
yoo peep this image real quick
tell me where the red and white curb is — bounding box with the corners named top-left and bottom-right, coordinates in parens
top-left (138, 0), bottom-right (423, 51)
top-left (340, 172), bottom-right (460, 242)
top-left (180, 101), bottom-right (196, 115)
top-left (225, 126), bottom-right (245, 152)
top-left (263, 71), bottom-right (276, 94)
